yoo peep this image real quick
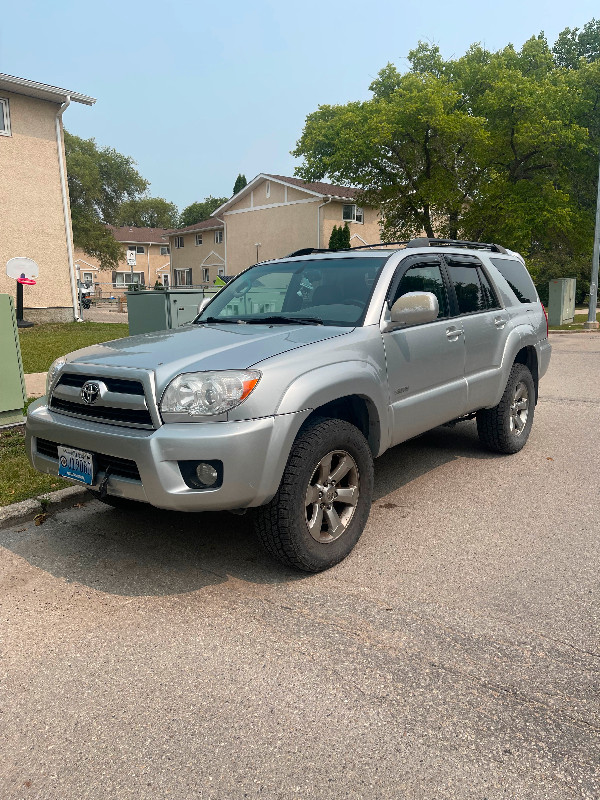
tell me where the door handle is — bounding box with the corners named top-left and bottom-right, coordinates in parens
top-left (494, 316), bottom-right (507, 328)
top-left (446, 326), bottom-right (462, 341)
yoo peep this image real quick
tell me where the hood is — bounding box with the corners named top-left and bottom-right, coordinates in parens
top-left (65, 323), bottom-right (350, 387)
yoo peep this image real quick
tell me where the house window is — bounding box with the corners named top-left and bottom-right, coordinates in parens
top-left (202, 268), bottom-right (210, 283)
top-left (195, 234), bottom-right (203, 246)
top-left (174, 268), bottom-right (192, 286)
top-left (82, 272), bottom-right (93, 285)
top-left (215, 230), bottom-right (223, 244)
top-left (266, 181), bottom-right (270, 198)
top-left (115, 272), bottom-right (144, 286)
top-left (218, 267), bottom-right (225, 277)
top-left (162, 274), bottom-right (170, 287)
top-left (160, 246), bottom-right (170, 255)
top-left (0, 98), bottom-right (10, 136)
top-left (136, 246), bottom-right (145, 254)
top-left (342, 204), bottom-right (363, 223)
top-left (174, 236), bottom-right (184, 249)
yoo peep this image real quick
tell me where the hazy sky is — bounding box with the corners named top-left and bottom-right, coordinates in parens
top-left (1, 0), bottom-right (597, 210)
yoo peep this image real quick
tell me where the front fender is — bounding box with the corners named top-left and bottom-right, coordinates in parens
top-left (276, 360), bottom-right (392, 456)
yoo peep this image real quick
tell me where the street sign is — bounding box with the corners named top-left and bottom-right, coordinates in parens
top-left (126, 250), bottom-right (136, 266)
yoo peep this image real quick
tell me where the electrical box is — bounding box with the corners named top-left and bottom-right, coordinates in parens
top-left (0, 294), bottom-right (27, 425)
top-left (126, 289), bottom-right (219, 336)
top-left (548, 278), bottom-right (576, 327)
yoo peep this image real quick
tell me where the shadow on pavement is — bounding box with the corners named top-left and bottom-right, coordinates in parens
top-left (2, 419), bottom-right (498, 597)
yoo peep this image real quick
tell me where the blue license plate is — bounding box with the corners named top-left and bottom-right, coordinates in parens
top-left (57, 445), bottom-right (95, 485)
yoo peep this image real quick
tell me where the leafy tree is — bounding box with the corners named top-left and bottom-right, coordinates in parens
top-left (340, 222), bottom-right (351, 249)
top-left (328, 225), bottom-right (340, 249)
top-left (553, 19), bottom-right (600, 68)
top-left (179, 196), bottom-right (228, 228)
top-left (233, 174), bottom-right (248, 194)
top-left (65, 131), bottom-right (148, 268)
top-left (116, 197), bottom-right (179, 229)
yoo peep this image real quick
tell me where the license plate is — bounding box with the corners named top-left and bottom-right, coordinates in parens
top-left (58, 445), bottom-right (95, 485)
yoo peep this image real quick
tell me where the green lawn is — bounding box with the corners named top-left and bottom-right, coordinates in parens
top-left (0, 427), bottom-right (69, 507)
top-left (18, 322), bottom-right (129, 373)
top-left (549, 312), bottom-right (600, 331)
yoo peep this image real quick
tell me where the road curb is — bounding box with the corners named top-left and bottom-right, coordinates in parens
top-left (549, 330), bottom-right (600, 334)
top-left (0, 485), bottom-right (90, 530)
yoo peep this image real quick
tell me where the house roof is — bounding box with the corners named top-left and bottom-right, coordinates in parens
top-left (168, 217), bottom-right (225, 235)
top-left (211, 173), bottom-right (360, 216)
top-left (108, 226), bottom-right (171, 244)
top-left (0, 73), bottom-right (95, 106)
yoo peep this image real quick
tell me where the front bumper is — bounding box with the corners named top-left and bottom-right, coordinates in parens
top-left (26, 399), bottom-right (309, 511)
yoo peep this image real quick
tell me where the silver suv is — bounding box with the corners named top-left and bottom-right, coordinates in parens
top-left (26, 238), bottom-right (551, 572)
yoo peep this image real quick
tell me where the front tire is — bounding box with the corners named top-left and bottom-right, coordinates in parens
top-left (254, 418), bottom-right (374, 572)
top-left (476, 363), bottom-right (535, 454)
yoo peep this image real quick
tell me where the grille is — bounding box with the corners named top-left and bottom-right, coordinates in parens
top-left (36, 438), bottom-right (141, 481)
top-left (49, 397), bottom-right (153, 427)
top-left (57, 373), bottom-right (145, 396)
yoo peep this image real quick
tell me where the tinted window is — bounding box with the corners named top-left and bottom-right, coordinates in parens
top-left (490, 257), bottom-right (537, 303)
top-left (477, 268), bottom-right (500, 309)
top-left (447, 264), bottom-right (486, 314)
top-left (394, 264), bottom-right (448, 318)
top-left (197, 257), bottom-right (388, 327)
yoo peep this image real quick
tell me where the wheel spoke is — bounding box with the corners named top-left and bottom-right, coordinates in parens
top-left (514, 414), bottom-right (525, 431)
top-left (335, 486), bottom-right (358, 506)
top-left (318, 454), bottom-right (332, 484)
top-left (515, 399), bottom-right (528, 411)
top-left (324, 506), bottom-right (344, 537)
top-left (329, 455), bottom-right (353, 483)
top-left (307, 505), bottom-right (324, 537)
top-left (305, 484), bottom-right (320, 505)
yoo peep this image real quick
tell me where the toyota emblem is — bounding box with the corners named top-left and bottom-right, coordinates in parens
top-left (80, 381), bottom-right (100, 405)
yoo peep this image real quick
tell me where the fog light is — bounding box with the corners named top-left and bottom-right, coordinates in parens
top-left (196, 462), bottom-right (218, 487)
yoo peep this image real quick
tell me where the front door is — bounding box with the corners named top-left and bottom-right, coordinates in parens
top-left (382, 256), bottom-right (467, 446)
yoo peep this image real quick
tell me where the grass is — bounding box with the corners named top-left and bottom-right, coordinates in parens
top-left (18, 322), bottom-right (130, 373)
top-left (549, 311), bottom-right (600, 331)
top-left (0, 426), bottom-right (69, 507)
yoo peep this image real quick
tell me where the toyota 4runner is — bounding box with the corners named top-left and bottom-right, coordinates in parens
top-left (26, 238), bottom-right (551, 572)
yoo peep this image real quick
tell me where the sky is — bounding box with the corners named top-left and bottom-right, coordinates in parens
top-left (1, 0), bottom-right (598, 211)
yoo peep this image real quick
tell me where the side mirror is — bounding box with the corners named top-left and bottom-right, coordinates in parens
top-left (198, 297), bottom-right (211, 314)
top-left (386, 291), bottom-right (439, 329)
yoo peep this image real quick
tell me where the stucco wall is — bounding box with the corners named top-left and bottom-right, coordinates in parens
top-left (224, 200), bottom-right (319, 275)
top-left (169, 230), bottom-right (225, 284)
top-left (0, 91), bottom-right (74, 315)
top-left (320, 202), bottom-right (381, 249)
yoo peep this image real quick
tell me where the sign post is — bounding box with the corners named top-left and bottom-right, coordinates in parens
top-left (6, 257), bottom-right (39, 328)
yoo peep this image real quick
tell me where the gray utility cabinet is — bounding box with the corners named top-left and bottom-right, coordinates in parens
top-left (126, 289), bottom-right (218, 336)
top-left (0, 294), bottom-right (26, 425)
top-left (548, 278), bottom-right (576, 327)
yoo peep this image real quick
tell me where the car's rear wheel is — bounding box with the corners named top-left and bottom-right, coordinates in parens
top-left (476, 363), bottom-right (535, 454)
top-left (254, 418), bottom-right (374, 572)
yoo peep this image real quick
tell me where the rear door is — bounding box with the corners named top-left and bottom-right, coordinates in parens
top-left (382, 255), bottom-right (467, 446)
top-left (442, 254), bottom-right (508, 411)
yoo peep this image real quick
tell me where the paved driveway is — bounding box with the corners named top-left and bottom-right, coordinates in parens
top-left (1, 335), bottom-right (599, 799)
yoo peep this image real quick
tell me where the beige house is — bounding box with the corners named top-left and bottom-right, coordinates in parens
top-left (0, 73), bottom-right (95, 321)
top-left (74, 226), bottom-right (172, 295)
top-left (168, 174), bottom-right (381, 284)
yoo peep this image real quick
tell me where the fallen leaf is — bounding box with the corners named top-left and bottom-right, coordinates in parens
top-left (546, 457), bottom-right (554, 461)
top-left (34, 513), bottom-right (49, 526)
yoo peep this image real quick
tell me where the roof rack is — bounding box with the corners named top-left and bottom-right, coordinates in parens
top-left (406, 237), bottom-right (508, 254)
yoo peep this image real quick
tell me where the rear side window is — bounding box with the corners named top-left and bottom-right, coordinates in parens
top-left (445, 258), bottom-right (499, 314)
top-left (490, 257), bottom-right (537, 304)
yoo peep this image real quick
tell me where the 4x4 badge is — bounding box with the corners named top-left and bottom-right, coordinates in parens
top-left (80, 381), bottom-right (100, 405)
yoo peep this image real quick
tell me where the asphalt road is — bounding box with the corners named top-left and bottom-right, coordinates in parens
top-left (1, 334), bottom-right (599, 800)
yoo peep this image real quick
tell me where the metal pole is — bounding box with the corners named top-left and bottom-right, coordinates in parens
top-left (584, 151), bottom-right (600, 329)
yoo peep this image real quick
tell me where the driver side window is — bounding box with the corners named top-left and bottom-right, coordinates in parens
top-left (393, 264), bottom-right (449, 318)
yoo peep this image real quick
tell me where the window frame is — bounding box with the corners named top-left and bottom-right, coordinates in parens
top-left (388, 254), bottom-right (450, 324)
top-left (441, 254), bottom-right (502, 317)
top-left (0, 97), bottom-right (11, 136)
top-left (115, 271), bottom-right (144, 286)
top-left (174, 268), bottom-right (192, 286)
top-left (174, 236), bottom-right (184, 249)
top-left (342, 204), bottom-right (363, 224)
top-left (202, 268), bottom-right (210, 283)
top-left (217, 267), bottom-right (225, 277)
top-left (136, 245), bottom-right (145, 254)
top-left (160, 245), bottom-right (170, 255)
top-left (215, 230), bottom-right (223, 244)
top-left (195, 234), bottom-right (203, 246)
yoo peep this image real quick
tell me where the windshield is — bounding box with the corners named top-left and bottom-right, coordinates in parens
top-left (195, 257), bottom-right (388, 327)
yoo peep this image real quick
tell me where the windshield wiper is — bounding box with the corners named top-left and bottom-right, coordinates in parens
top-left (244, 315), bottom-right (323, 326)
top-left (199, 316), bottom-right (243, 324)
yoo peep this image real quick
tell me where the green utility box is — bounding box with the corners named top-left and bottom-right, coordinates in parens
top-left (126, 288), bottom-right (219, 336)
top-left (0, 294), bottom-right (27, 425)
top-left (548, 278), bottom-right (576, 327)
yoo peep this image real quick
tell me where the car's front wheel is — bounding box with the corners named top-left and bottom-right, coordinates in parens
top-left (254, 418), bottom-right (374, 572)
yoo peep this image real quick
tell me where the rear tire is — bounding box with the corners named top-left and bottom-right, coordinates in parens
top-left (254, 418), bottom-right (374, 572)
top-left (476, 363), bottom-right (535, 454)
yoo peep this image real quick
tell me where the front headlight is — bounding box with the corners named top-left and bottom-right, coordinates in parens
top-left (46, 357), bottom-right (67, 395)
top-left (160, 370), bottom-right (261, 417)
